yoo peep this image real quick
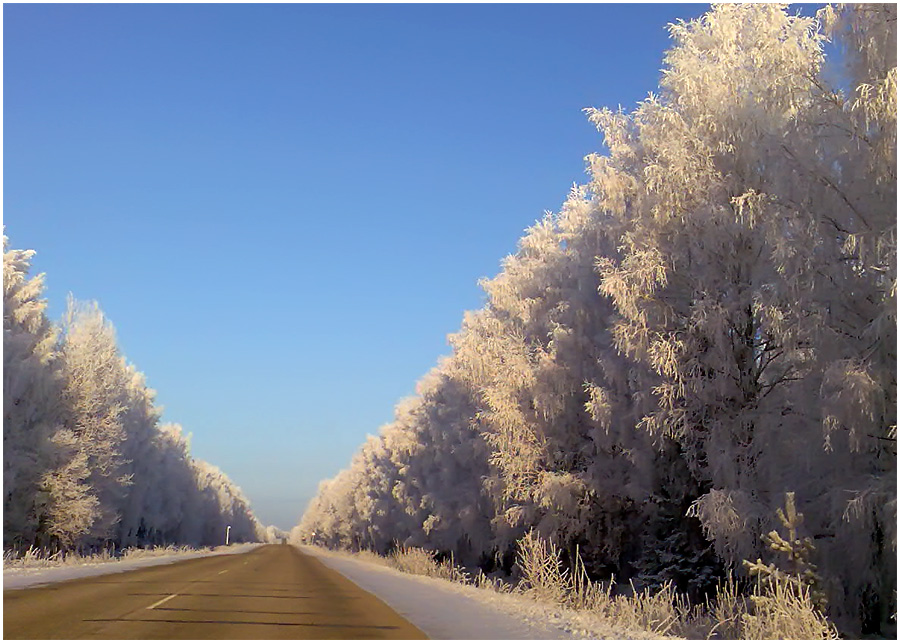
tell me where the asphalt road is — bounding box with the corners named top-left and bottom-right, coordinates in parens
top-left (4, 544), bottom-right (427, 639)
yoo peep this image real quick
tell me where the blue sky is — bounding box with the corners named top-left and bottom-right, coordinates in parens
top-left (4, 2), bottom-right (714, 529)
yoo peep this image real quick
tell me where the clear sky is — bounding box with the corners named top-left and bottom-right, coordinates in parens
top-left (4, 2), bottom-right (714, 530)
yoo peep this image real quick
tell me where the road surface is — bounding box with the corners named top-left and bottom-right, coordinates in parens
top-left (4, 544), bottom-right (427, 639)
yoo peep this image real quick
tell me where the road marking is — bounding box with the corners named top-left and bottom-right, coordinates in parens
top-left (146, 594), bottom-right (178, 610)
top-left (218, 570), bottom-right (229, 575)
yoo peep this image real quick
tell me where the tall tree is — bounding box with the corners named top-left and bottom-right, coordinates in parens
top-left (588, 3), bottom-right (895, 631)
top-left (2, 237), bottom-right (80, 548)
top-left (57, 298), bottom-right (132, 545)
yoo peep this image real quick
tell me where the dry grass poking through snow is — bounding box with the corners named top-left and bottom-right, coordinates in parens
top-left (388, 546), bottom-right (470, 583)
top-left (3, 543), bottom-right (227, 570)
top-left (514, 530), bottom-right (837, 639)
top-left (736, 577), bottom-right (838, 639)
top-left (330, 530), bottom-right (839, 640)
top-left (515, 530), bottom-right (685, 637)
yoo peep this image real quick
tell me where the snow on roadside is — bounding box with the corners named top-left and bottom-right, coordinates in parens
top-left (3, 543), bottom-right (262, 590)
top-left (300, 545), bottom-right (670, 640)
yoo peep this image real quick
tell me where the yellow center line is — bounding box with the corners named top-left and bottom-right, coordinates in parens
top-left (218, 569), bottom-right (229, 575)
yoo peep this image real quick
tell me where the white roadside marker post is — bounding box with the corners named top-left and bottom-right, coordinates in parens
top-left (225, 525), bottom-right (231, 546)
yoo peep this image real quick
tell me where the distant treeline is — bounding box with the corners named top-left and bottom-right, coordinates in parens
top-left (293, 4), bottom-right (896, 637)
top-left (4, 238), bottom-right (265, 551)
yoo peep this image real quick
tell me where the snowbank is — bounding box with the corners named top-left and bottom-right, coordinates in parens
top-left (3, 543), bottom-right (262, 590)
top-left (300, 545), bottom-right (668, 640)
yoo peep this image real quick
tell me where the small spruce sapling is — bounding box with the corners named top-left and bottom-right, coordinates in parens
top-left (744, 492), bottom-right (827, 611)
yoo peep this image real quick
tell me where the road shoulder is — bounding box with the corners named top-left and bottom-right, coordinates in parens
top-left (3, 543), bottom-right (262, 591)
top-left (299, 544), bottom-right (576, 639)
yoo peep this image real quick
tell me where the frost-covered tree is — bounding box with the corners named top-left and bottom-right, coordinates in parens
top-left (2, 238), bottom-right (87, 548)
top-left (586, 3), bottom-right (894, 632)
top-left (37, 429), bottom-right (99, 549)
top-left (3, 236), bottom-right (264, 552)
top-left (448, 197), bottom-right (660, 570)
top-left (56, 298), bottom-right (133, 545)
top-left (3, 238), bottom-right (54, 544)
top-left (113, 367), bottom-right (164, 547)
top-left (380, 366), bottom-right (496, 562)
top-left (443, 193), bottom-right (723, 589)
top-left (133, 422), bottom-right (199, 544)
top-left (296, 363), bottom-right (497, 564)
top-left (51, 298), bottom-right (268, 549)
top-left (263, 525), bottom-right (288, 543)
top-left (297, 4), bottom-right (894, 634)
top-left (189, 459), bottom-right (264, 545)
top-left (295, 465), bottom-right (365, 549)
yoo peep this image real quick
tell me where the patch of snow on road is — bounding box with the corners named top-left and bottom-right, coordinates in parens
top-left (300, 545), bottom-right (668, 640)
top-left (3, 543), bottom-right (262, 590)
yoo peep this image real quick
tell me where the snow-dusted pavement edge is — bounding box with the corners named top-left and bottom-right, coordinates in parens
top-left (3, 543), bottom-right (263, 590)
top-left (298, 544), bottom-right (569, 639)
top-left (300, 545), bottom-right (669, 640)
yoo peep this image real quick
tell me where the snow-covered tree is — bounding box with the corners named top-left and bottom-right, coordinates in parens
top-left (188, 459), bottom-right (264, 545)
top-left (297, 4), bottom-right (894, 635)
top-left (3, 238), bottom-right (54, 544)
top-left (263, 525), bottom-right (288, 543)
top-left (134, 422), bottom-right (199, 544)
top-left (295, 363), bottom-right (498, 564)
top-left (379, 365), bottom-right (496, 562)
top-left (2, 238), bottom-right (89, 548)
top-left (113, 367), bottom-right (164, 547)
top-left (3, 236), bottom-right (265, 552)
top-left (586, 3), bottom-right (894, 631)
top-left (3, 240), bottom-right (104, 551)
top-left (56, 298), bottom-right (133, 545)
top-left (448, 196), bottom-right (658, 567)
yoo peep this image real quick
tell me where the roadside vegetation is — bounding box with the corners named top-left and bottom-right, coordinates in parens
top-left (4, 239), bottom-right (267, 554)
top-left (311, 526), bottom-right (838, 640)
top-left (4, 543), bottom-right (210, 570)
top-left (295, 4), bottom-right (896, 638)
top-left (2, 542), bottom-right (260, 572)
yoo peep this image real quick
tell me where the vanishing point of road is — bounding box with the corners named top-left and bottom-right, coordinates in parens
top-left (4, 544), bottom-right (426, 639)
